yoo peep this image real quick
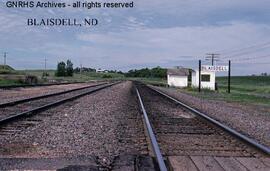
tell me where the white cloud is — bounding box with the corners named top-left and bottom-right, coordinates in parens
top-left (0, 0), bottom-right (270, 74)
top-left (77, 21), bottom-right (270, 56)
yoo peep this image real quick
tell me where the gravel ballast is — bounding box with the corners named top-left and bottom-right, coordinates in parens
top-left (0, 81), bottom-right (148, 166)
top-left (150, 85), bottom-right (270, 147)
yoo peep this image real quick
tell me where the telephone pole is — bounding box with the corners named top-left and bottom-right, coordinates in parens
top-left (3, 52), bottom-right (7, 65)
top-left (206, 53), bottom-right (219, 66)
top-left (45, 58), bottom-right (47, 71)
top-left (44, 58), bottom-right (47, 78)
top-left (80, 63), bottom-right (82, 78)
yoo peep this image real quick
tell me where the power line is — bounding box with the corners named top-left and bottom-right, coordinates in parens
top-left (223, 46), bottom-right (270, 59)
top-left (205, 53), bottom-right (220, 66)
top-left (231, 54), bottom-right (270, 62)
top-left (233, 62), bottom-right (270, 65)
top-left (220, 54), bottom-right (270, 62)
top-left (45, 58), bottom-right (47, 70)
top-left (215, 41), bottom-right (270, 55)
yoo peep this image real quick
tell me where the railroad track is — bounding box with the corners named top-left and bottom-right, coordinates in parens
top-left (0, 81), bottom-right (88, 89)
top-left (0, 82), bottom-right (119, 128)
top-left (0, 81), bottom-right (268, 170)
top-left (0, 82), bottom-right (108, 108)
top-left (0, 81), bottom-right (157, 171)
top-left (135, 82), bottom-right (269, 171)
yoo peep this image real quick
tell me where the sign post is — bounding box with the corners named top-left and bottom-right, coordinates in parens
top-left (199, 60), bottom-right (201, 92)
top-left (228, 60), bottom-right (231, 93)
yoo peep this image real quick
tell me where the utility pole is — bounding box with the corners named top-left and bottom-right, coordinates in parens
top-left (44, 58), bottom-right (47, 78)
top-left (206, 53), bottom-right (219, 66)
top-left (80, 63), bottom-right (82, 79)
top-left (3, 52), bottom-right (7, 65)
top-left (45, 58), bottom-right (47, 71)
top-left (3, 52), bottom-right (7, 70)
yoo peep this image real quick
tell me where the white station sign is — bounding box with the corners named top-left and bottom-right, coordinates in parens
top-left (202, 65), bottom-right (228, 72)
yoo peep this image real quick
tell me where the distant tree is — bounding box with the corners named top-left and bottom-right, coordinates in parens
top-left (55, 61), bottom-right (66, 77)
top-left (151, 66), bottom-right (167, 78)
top-left (117, 71), bottom-right (124, 74)
top-left (42, 72), bottom-right (49, 78)
top-left (261, 72), bottom-right (268, 76)
top-left (102, 74), bottom-right (113, 78)
top-left (74, 67), bottom-right (96, 73)
top-left (125, 66), bottom-right (167, 78)
top-left (66, 60), bottom-right (74, 76)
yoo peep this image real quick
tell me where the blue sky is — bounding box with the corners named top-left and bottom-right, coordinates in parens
top-left (0, 0), bottom-right (270, 75)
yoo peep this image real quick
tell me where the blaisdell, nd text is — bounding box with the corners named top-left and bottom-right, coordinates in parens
top-left (27, 18), bottom-right (98, 27)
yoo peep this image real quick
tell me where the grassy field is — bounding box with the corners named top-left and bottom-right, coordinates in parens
top-left (0, 65), bottom-right (25, 86)
top-left (0, 68), bottom-right (125, 86)
top-left (182, 76), bottom-right (270, 106)
top-left (22, 70), bottom-right (125, 82)
top-left (0, 79), bottom-right (23, 86)
top-left (0, 65), bottom-right (22, 75)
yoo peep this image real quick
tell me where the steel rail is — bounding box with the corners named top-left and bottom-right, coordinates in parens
top-left (0, 81), bottom-right (87, 89)
top-left (0, 82), bottom-right (107, 108)
top-left (136, 88), bottom-right (168, 171)
top-left (147, 85), bottom-right (270, 155)
top-left (0, 82), bottom-right (120, 126)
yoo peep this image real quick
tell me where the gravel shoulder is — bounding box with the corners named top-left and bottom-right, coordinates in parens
top-left (0, 81), bottom-right (147, 165)
top-left (0, 82), bottom-right (101, 103)
top-left (150, 85), bottom-right (270, 147)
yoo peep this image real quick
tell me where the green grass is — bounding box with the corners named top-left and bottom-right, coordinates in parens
top-left (0, 69), bottom-right (125, 86)
top-left (0, 79), bottom-right (24, 86)
top-left (0, 65), bottom-right (21, 75)
top-left (22, 70), bottom-right (125, 82)
top-left (182, 76), bottom-right (270, 106)
top-left (216, 76), bottom-right (270, 94)
top-left (0, 65), bottom-right (14, 71)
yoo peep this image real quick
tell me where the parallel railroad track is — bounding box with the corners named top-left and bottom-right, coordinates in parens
top-left (0, 81), bottom-right (89, 89)
top-left (0, 82), bottom-right (119, 127)
top-left (0, 82), bottom-right (107, 108)
top-left (135, 82), bottom-right (269, 171)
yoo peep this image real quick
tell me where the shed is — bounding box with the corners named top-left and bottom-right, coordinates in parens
top-left (167, 68), bottom-right (190, 87)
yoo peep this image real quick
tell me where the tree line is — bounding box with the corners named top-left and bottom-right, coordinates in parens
top-left (55, 60), bottom-right (167, 79)
top-left (125, 66), bottom-right (167, 78)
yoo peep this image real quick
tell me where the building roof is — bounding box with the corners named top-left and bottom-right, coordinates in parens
top-left (167, 68), bottom-right (190, 76)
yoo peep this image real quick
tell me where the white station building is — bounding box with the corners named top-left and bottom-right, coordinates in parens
top-left (191, 70), bottom-right (216, 90)
top-left (167, 65), bottom-right (225, 90)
